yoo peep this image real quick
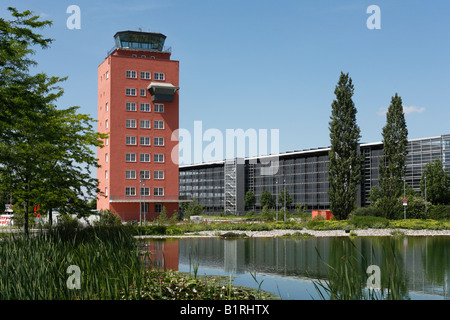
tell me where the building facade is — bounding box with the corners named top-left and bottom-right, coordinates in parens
top-left (97, 31), bottom-right (181, 221)
top-left (179, 134), bottom-right (450, 215)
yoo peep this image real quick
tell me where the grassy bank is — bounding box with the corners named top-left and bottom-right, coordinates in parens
top-left (128, 215), bottom-right (450, 236)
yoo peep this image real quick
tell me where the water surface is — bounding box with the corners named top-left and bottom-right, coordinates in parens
top-left (142, 236), bottom-right (449, 300)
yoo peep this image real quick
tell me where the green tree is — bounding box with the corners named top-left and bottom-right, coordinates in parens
top-left (259, 190), bottom-right (275, 209)
top-left (328, 72), bottom-right (362, 220)
top-left (277, 189), bottom-right (293, 208)
top-left (244, 190), bottom-right (256, 211)
top-left (0, 8), bottom-right (106, 235)
top-left (378, 93), bottom-right (408, 219)
top-left (420, 158), bottom-right (450, 205)
top-left (183, 197), bottom-right (204, 219)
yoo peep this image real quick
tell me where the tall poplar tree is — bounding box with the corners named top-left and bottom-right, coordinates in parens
top-left (378, 93), bottom-right (408, 219)
top-left (328, 72), bottom-right (362, 220)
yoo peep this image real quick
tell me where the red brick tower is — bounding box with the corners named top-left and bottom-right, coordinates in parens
top-left (97, 31), bottom-right (180, 222)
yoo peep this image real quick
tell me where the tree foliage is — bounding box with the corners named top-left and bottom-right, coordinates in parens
top-left (328, 72), bottom-right (362, 220)
top-left (0, 8), bottom-right (107, 235)
top-left (420, 158), bottom-right (450, 205)
top-left (244, 190), bottom-right (256, 211)
top-left (259, 190), bottom-right (275, 209)
top-left (277, 189), bottom-right (293, 208)
top-left (378, 93), bottom-right (408, 219)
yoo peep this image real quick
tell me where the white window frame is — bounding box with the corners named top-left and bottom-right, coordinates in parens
top-left (126, 88), bottom-right (137, 96)
top-left (140, 187), bottom-right (150, 196)
top-left (140, 170), bottom-right (150, 180)
top-left (140, 88), bottom-right (146, 97)
top-left (154, 104), bottom-right (164, 113)
top-left (154, 137), bottom-right (164, 146)
top-left (140, 153), bottom-right (151, 162)
top-left (140, 136), bottom-right (151, 146)
top-left (126, 119), bottom-right (137, 128)
top-left (125, 187), bottom-right (136, 196)
top-left (126, 102), bottom-right (136, 111)
top-left (140, 120), bottom-right (151, 129)
top-left (154, 120), bottom-right (164, 129)
top-left (126, 136), bottom-right (136, 145)
top-left (154, 170), bottom-right (164, 180)
top-left (154, 72), bottom-right (165, 80)
top-left (154, 154), bottom-right (164, 163)
top-left (126, 170), bottom-right (136, 179)
top-left (140, 71), bottom-right (151, 80)
top-left (140, 103), bottom-right (151, 112)
top-left (126, 70), bottom-right (137, 79)
top-left (154, 187), bottom-right (164, 196)
top-left (126, 153), bottom-right (136, 162)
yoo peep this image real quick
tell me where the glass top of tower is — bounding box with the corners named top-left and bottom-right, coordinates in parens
top-left (113, 31), bottom-right (168, 52)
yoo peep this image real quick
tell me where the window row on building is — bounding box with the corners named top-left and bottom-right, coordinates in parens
top-left (126, 70), bottom-right (165, 80)
top-left (125, 136), bottom-right (165, 146)
top-left (125, 119), bottom-right (164, 129)
top-left (126, 102), bottom-right (164, 113)
top-left (125, 153), bottom-right (165, 163)
top-left (125, 170), bottom-right (164, 180)
top-left (125, 187), bottom-right (164, 196)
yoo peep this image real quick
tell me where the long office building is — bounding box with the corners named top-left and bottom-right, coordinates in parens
top-left (179, 134), bottom-right (450, 215)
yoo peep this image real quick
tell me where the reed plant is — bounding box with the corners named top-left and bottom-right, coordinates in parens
top-left (0, 226), bottom-right (146, 300)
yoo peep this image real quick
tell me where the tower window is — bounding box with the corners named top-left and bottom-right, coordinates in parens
top-left (126, 153), bottom-right (136, 162)
top-left (154, 187), bottom-right (164, 196)
top-left (126, 136), bottom-right (136, 145)
top-left (125, 187), bottom-right (136, 196)
top-left (154, 104), bottom-right (164, 113)
top-left (126, 88), bottom-right (136, 96)
top-left (126, 70), bottom-right (137, 78)
top-left (126, 102), bottom-right (136, 111)
top-left (154, 72), bottom-right (165, 81)
top-left (154, 137), bottom-right (164, 146)
top-left (141, 71), bottom-right (151, 80)
top-left (154, 120), bottom-right (164, 129)
top-left (140, 136), bottom-right (151, 146)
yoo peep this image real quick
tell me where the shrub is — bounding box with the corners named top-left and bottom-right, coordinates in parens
top-left (388, 219), bottom-right (448, 230)
top-left (350, 216), bottom-right (389, 229)
top-left (350, 207), bottom-right (382, 217)
top-left (165, 225), bottom-right (184, 235)
top-left (429, 205), bottom-right (450, 220)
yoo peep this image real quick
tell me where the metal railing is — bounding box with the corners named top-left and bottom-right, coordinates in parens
top-left (106, 45), bottom-right (172, 57)
top-left (109, 195), bottom-right (192, 202)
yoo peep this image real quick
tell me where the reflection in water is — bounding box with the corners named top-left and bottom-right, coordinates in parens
top-left (142, 236), bottom-right (449, 300)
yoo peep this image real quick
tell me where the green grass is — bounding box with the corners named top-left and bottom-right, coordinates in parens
top-left (0, 225), bottom-right (280, 300)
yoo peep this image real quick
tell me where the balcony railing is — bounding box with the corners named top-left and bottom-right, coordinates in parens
top-left (106, 45), bottom-right (172, 57)
top-left (109, 195), bottom-right (192, 203)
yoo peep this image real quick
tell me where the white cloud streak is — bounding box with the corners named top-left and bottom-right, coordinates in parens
top-left (377, 105), bottom-right (426, 116)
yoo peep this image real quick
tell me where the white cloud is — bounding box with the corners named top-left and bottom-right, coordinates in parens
top-left (402, 105), bottom-right (426, 115)
top-left (377, 105), bottom-right (425, 116)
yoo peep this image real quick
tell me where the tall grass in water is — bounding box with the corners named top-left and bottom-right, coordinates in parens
top-left (0, 226), bottom-right (146, 300)
top-left (312, 238), bottom-right (409, 300)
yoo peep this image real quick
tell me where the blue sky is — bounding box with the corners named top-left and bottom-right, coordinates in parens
top-left (2, 0), bottom-right (450, 164)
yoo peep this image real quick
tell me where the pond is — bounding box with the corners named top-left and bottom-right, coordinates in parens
top-left (141, 236), bottom-right (449, 300)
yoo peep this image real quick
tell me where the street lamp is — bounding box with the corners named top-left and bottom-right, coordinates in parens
top-left (403, 176), bottom-right (406, 220)
top-left (425, 172), bottom-right (427, 220)
top-left (140, 174), bottom-right (146, 225)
